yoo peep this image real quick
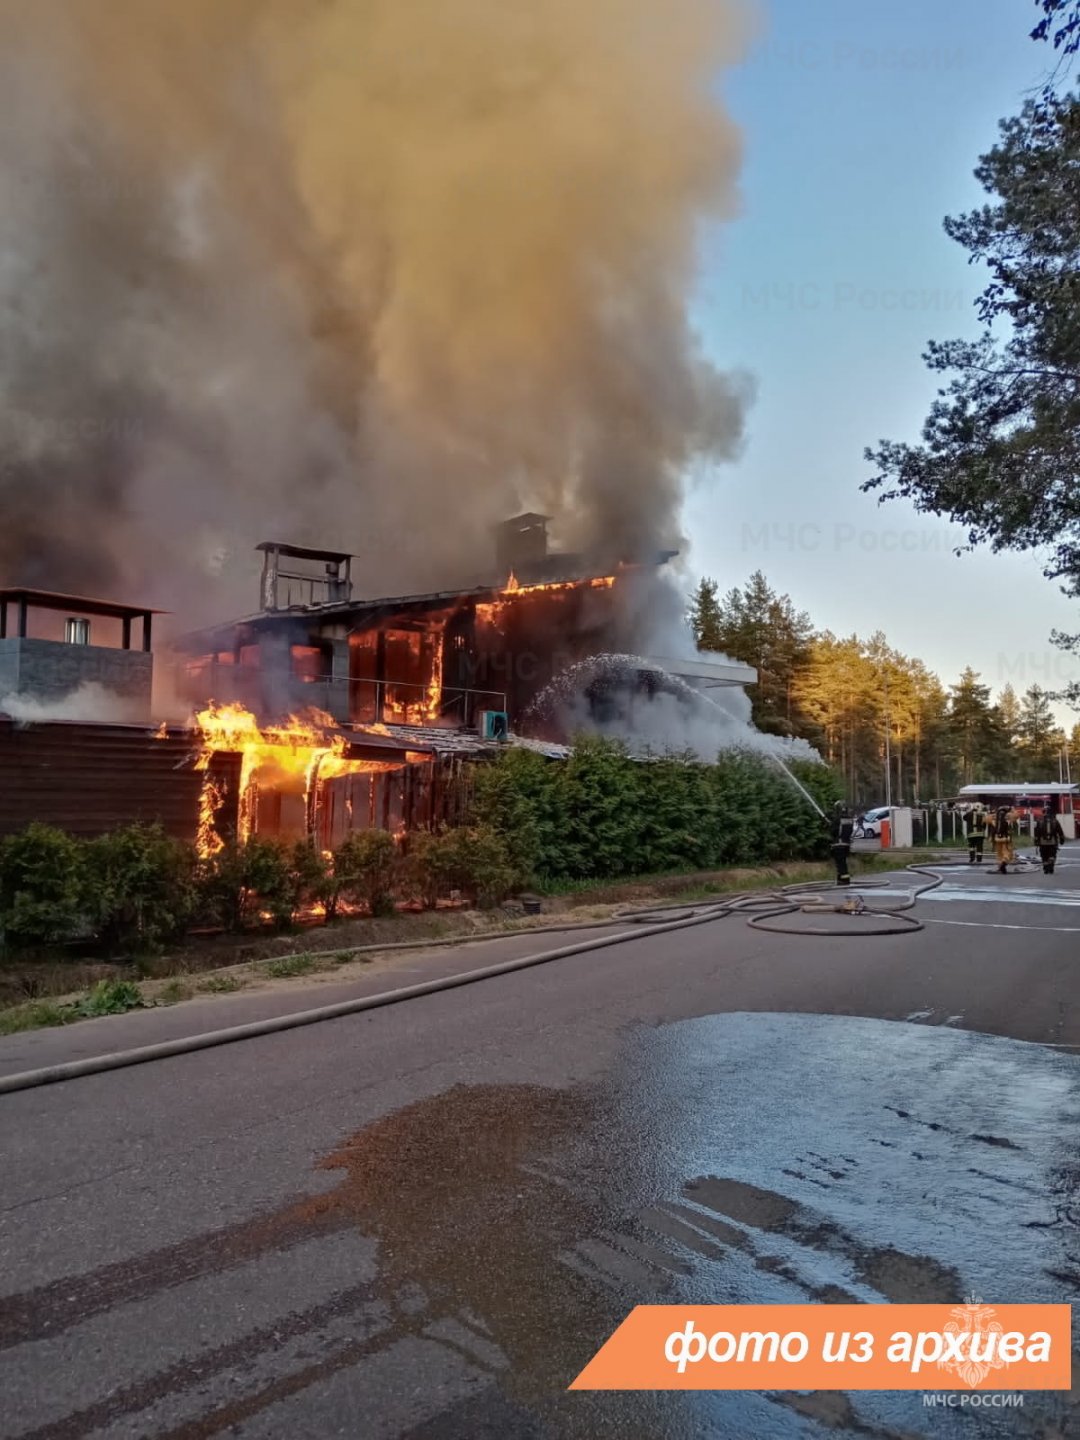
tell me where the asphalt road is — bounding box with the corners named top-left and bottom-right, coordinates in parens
top-left (2, 858), bottom-right (1080, 1439)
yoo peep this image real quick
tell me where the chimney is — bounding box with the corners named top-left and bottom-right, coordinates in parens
top-left (495, 513), bottom-right (550, 576)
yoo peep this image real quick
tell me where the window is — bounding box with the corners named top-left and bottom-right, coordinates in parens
top-left (65, 617), bottom-right (91, 645)
top-left (291, 644), bottom-right (332, 683)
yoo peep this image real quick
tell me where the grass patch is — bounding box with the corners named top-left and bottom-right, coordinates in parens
top-left (328, 950), bottom-right (367, 968)
top-left (0, 1000), bottom-right (78, 1036)
top-left (157, 979), bottom-right (194, 1005)
top-left (0, 978), bottom-right (148, 1033)
top-left (263, 954), bottom-right (320, 980)
top-left (198, 973), bottom-right (245, 994)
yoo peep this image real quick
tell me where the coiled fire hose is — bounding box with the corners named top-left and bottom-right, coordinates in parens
top-left (609, 863), bottom-right (967, 937)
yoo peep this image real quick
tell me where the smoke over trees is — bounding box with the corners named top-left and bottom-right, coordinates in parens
top-left (0, 0), bottom-right (753, 623)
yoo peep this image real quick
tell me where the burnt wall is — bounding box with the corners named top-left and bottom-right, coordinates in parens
top-left (466, 587), bottom-right (619, 725)
top-left (0, 720), bottom-right (229, 841)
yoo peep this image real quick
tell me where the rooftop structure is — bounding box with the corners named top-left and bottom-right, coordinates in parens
top-left (0, 587), bottom-right (162, 721)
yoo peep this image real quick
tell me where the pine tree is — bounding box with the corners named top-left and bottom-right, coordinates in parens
top-left (689, 578), bottom-right (724, 654)
top-left (790, 633), bottom-right (878, 803)
top-left (713, 571), bottom-right (814, 736)
top-left (947, 669), bottom-right (998, 786)
top-left (1017, 685), bottom-right (1060, 779)
top-left (996, 685), bottom-right (1022, 746)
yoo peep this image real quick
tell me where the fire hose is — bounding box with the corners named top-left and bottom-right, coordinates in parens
top-left (610, 863), bottom-right (964, 937)
top-left (0, 863), bottom-right (969, 1095)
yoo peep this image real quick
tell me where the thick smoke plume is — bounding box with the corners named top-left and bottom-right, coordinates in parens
top-left (527, 652), bottom-right (821, 762)
top-left (0, 0), bottom-right (752, 624)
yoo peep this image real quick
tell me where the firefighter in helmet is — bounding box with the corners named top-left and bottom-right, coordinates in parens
top-left (964, 803), bottom-right (988, 866)
top-left (1033, 806), bottom-right (1066, 875)
top-left (828, 802), bottom-right (854, 886)
top-left (988, 805), bottom-right (1017, 874)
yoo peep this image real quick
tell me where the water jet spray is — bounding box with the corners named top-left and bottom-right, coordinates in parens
top-left (768, 754), bottom-right (826, 820)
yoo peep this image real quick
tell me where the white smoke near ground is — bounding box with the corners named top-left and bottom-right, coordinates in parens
top-left (0, 0), bottom-right (755, 627)
top-left (0, 683), bottom-right (149, 725)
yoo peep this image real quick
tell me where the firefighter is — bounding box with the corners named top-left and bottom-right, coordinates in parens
top-left (989, 805), bottom-right (1016, 874)
top-left (828, 802), bottom-right (854, 886)
top-left (1033, 806), bottom-right (1066, 875)
top-left (964, 803), bottom-right (988, 865)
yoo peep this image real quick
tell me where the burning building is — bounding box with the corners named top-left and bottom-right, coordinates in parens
top-left (172, 515), bottom-right (695, 737)
top-left (0, 517), bottom-right (759, 851)
top-left (158, 514), bottom-right (758, 853)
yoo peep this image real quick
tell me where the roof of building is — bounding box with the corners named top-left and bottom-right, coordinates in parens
top-left (351, 721), bottom-right (570, 760)
top-left (255, 542), bottom-right (353, 564)
top-left (497, 512), bottom-right (551, 527)
top-left (0, 587), bottom-right (165, 619)
top-left (642, 653), bottom-right (759, 688)
top-left (172, 555), bottom-right (678, 654)
top-left (957, 783), bottom-right (1077, 795)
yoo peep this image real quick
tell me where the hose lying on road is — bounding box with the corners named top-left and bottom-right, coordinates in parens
top-left (0, 862), bottom-right (973, 1095)
top-left (611, 863), bottom-right (965, 937)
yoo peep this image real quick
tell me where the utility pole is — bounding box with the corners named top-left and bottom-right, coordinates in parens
top-left (884, 665), bottom-right (893, 808)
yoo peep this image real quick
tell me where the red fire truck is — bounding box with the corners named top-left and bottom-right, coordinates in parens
top-left (955, 783), bottom-right (1078, 840)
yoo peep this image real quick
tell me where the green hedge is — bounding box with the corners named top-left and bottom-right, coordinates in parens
top-left (0, 743), bottom-right (841, 956)
top-left (470, 739), bottom-right (841, 883)
top-left (0, 822), bottom-right (518, 957)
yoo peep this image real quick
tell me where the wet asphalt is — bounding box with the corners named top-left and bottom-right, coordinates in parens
top-left (2, 857), bottom-right (1080, 1439)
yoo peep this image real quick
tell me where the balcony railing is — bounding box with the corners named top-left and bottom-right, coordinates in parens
top-left (175, 661), bottom-right (507, 731)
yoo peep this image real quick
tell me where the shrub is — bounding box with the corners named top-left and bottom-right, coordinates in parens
top-left (73, 979), bottom-right (145, 1017)
top-left (333, 831), bottom-right (399, 916)
top-left (81, 823), bottom-right (197, 954)
top-left (420, 826), bottom-right (516, 909)
top-left (401, 831), bottom-right (442, 909)
top-left (636, 752), bottom-right (714, 875)
top-left (198, 838), bottom-right (294, 931)
top-left (0, 824), bottom-right (86, 951)
top-left (559, 736), bottom-right (642, 879)
top-left (287, 841), bottom-right (335, 919)
top-left (470, 748), bottom-right (567, 883)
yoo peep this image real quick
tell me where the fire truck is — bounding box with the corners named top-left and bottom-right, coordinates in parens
top-left (954, 783), bottom-right (1078, 840)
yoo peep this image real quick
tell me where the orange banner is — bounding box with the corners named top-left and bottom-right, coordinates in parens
top-left (570, 1304), bottom-right (1072, 1392)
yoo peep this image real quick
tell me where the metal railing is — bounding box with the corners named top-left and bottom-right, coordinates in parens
top-left (175, 661), bottom-right (507, 731)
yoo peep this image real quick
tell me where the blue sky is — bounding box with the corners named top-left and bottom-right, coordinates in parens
top-left (687, 0), bottom-right (1080, 725)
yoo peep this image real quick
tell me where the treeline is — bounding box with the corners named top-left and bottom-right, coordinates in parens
top-left (691, 572), bottom-right (1077, 805)
top-left (0, 741), bottom-right (840, 956)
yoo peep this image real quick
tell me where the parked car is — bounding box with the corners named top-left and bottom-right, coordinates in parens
top-left (855, 806), bottom-right (890, 839)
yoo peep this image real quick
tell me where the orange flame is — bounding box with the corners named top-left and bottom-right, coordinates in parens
top-left (478, 573), bottom-right (617, 628)
top-left (193, 703), bottom-right (398, 857)
top-left (382, 630), bottom-right (446, 726)
top-left (505, 574), bottom-right (616, 597)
